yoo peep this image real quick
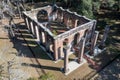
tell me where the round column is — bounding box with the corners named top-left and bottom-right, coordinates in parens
top-left (78, 38), bottom-right (85, 63)
top-left (90, 31), bottom-right (99, 55)
top-left (64, 46), bottom-right (69, 73)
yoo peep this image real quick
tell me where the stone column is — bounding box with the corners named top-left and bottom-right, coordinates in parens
top-left (42, 31), bottom-right (46, 44)
top-left (28, 19), bottom-right (32, 33)
top-left (90, 31), bottom-right (99, 55)
top-left (78, 38), bottom-right (85, 63)
top-left (30, 22), bottom-right (35, 35)
top-left (43, 31), bottom-right (47, 47)
top-left (90, 20), bottom-right (97, 41)
top-left (60, 47), bottom-right (64, 58)
top-left (35, 26), bottom-right (40, 44)
top-left (54, 39), bottom-right (58, 61)
top-left (100, 25), bottom-right (110, 47)
top-left (33, 23), bottom-right (37, 38)
top-left (85, 29), bottom-right (91, 44)
top-left (64, 45), bottom-right (69, 73)
top-left (25, 18), bottom-right (30, 30)
top-left (39, 30), bottom-right (43, 44)
top-left (68, 35), bottom-right (74, 52)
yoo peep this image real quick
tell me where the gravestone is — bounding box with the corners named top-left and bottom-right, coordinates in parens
top-left (99, 25), bottom-right (110, 48)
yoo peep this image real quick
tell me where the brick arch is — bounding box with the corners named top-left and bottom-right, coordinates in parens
top-left (56, 9), bottom-right (63, 22)
top-left (84, 28), bottom-right (92, 43)
top-left (63, 38), bottom-right (69, 47)
top-left (67, 15), bottom-right (73, 29)
top-left (73, 33), bottom-right (80, 47)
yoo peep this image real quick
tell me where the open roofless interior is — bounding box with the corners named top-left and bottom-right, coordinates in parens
top-left (24, 5), bottom-right (91, 36)
top-left (23, 4), bottom-right (97, 60)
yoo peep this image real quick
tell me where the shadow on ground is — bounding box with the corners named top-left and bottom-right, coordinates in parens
top-left (10, 23), bottom-right (51, 60)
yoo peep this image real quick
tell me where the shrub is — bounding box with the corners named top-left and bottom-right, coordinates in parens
top-left (77, 0), bottom-right (94, 19)
top-left (39, 73), bottom-right (55, 80)
top-left (27, 77), bottom-right (38, 80)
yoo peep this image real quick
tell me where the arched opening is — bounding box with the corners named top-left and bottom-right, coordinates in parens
top-left (63, 38), bottom-right (69, 55)
top-left (37, 9), bottom-right (48, 22)
top-left (85, 28), bottom-right (92, 44)
top-left (58, 47), bottom-right (61, 59)
top-left (63, 38), bottom-right (68, 47)
top-left (49, 43), bottom-right (54, 57)
top-left (67, 17), bottom-right (72, 29)
top-left (45, 38), bottom-right (54, 59)
top-left (73, 33), bottom-right (80, 47)
top-left (77, 20), bottom-right (81, 26)
top-left (56, 10), bottom-right (63, 23)
top-left (48, 6), bottom-right (57, 22)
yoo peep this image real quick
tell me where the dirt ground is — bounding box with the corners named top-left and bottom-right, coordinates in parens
top-left (0, 18), bottom-right (95, 80)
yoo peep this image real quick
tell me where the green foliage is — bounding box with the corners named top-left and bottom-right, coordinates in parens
top-left (93, 1), bottom-right (101, 12)
top-left (77, 0), bottom-right (93, 19)
top-left (27, 77), bottom-right (38, 80)
top-left (39, 73), bottom-right (55, 80)
top-left (52, 30), bottom-right (57, 36)
top-left (27, 73), bottom-right (55, 80)
top-left (107, 0), bottom-right (115, 7)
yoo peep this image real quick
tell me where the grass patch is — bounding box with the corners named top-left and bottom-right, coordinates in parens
top-left (27, 77), bottom-right (38, 80)
top-left (39, 73), bottom-right (55, 80)
top-left (109, 47), bottom-right (120, 54)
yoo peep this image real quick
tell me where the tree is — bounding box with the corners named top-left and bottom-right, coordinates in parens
top-left (77, 0), bottom-right (93, 19)
top-left (93, 0), bottom-right (101, 12)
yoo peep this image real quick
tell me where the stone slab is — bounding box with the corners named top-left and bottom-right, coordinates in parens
top-left (85, 47), bottom-right (106, 58)
top-left (94, 47), bottom-right (106, 56)
top-left (65, 58), bottom-right (86, 75)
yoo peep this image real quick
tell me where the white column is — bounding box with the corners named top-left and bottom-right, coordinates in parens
top-left (30, 22), bottom-right (35, 35)
top-left (78, 38), bottom-right (85, 63)
top-left (25, 18), bottom-right (30, 30)
top-left (28, 19), bottom-right (32, 32)
top-left (42, 31), bottom-right (45, 43)
top-left (64, 45), bottom-right (69, 73)
top-left (54, 39), bottom-right (58, 61)
top-left (35, 26), bottom-right (40, 44)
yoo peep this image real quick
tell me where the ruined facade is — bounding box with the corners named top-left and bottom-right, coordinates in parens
top-left (23, 5), bottom-right (97, 62)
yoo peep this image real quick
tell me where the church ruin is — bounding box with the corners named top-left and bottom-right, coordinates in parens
top-left (23, 5), bottom-right (101, 74)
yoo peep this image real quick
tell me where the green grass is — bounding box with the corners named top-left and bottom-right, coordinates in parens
top-left (108, 45), bottom-right (120, 54)
top-left (27, 77), bottom-right (38, 80)
top-left (39, 73), bottom-right (55, 80)
top-left (27, 73), bottom-right (55, 80)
